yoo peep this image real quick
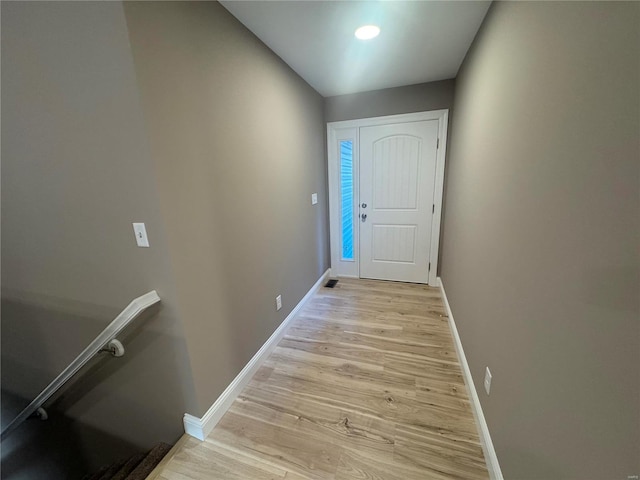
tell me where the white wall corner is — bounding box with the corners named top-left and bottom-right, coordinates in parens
top-left (182, 268), bottom-right (331, 441)
top-left (437, 277), bottom-right (504, 480)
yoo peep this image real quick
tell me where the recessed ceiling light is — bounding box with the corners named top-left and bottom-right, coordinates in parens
top-left (355, 25), bottom-right (380, 40)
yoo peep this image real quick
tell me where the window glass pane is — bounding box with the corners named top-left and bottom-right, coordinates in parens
top-left (340, 140), bottom-right (354, 260)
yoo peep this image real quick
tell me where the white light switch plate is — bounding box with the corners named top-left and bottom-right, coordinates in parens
top-left (132, 223), bottom-right (150, 247)
top-left (276, 295), bottom-right (282, 311)
top-left (311, 193), bottom-right (318, 205)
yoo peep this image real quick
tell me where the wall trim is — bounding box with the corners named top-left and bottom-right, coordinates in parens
top-left (438, 277), bottom-right (504, 480)
top-left (183, 268), bottom-right (331, 441)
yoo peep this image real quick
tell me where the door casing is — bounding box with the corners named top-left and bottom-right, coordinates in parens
top-left (327, 110), bottom-right (449, 286)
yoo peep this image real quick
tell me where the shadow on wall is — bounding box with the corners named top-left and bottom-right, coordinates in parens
top-left (1, 389), bottom-right (140, 480)
top-left (2, 388), bottom-right (90, 480)
top-left (1, 293), bottom-right (115, 402)
top-left (1, 295), bottom-right (192, 477)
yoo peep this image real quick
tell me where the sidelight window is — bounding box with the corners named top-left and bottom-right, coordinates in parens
top-left (340, 140), bottom-right (354, 261)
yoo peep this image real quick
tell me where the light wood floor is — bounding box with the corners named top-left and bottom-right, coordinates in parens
top-left (152, 278), bottom-right (489, 480)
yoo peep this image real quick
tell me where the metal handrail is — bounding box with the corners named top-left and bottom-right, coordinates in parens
top-left (0, 290), bottom-right (161, 441)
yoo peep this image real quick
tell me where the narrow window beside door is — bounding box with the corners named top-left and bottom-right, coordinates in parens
top-left (340, 140), bottom-right (354, 261)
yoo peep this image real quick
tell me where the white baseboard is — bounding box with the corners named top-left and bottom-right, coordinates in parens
top-left (183, 268), bottom-right (331, 441)
top-left (438, 277), bottom-right (503, 480)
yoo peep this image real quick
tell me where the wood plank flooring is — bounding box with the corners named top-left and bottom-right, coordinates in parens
top-left (152, 278), bottom-right (489, 480)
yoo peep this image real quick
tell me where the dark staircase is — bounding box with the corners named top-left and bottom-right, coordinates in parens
top-left (83, 443), bottom-right (172, 480)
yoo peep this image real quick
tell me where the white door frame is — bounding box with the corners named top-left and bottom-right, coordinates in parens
top-left (327, 110), bottom-right (449, 286)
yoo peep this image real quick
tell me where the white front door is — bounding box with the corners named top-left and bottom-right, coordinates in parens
top-left (359, 120), bottom-right (439, 283)
top-left (327, 110), bottom-right (448, 286)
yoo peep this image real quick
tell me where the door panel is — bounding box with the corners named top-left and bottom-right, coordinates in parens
top-left (373, 136), bottom-right (420, 210)
top-left (372, 224), bottom-right (417, 263)
top-left (360, 120), bottom-right (438, 283)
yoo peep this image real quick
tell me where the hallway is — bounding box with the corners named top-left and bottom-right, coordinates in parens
top-left (151, 278), bottom-right (489, 479)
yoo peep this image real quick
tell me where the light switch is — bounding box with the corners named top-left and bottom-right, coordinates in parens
top-left (132, 223), bottom-right (150, 247)
top-left (311, 193), bottom-right (318, 205)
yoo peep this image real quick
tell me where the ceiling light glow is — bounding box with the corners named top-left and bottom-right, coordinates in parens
top-left (355, 25), bottom-right (380, 40)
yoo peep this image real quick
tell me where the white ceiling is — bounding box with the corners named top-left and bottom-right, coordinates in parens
top-left (220, 1), bottom-right (491, 97)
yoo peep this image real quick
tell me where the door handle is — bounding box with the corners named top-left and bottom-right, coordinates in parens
top-left (360, 213), bottom-right (367, 222)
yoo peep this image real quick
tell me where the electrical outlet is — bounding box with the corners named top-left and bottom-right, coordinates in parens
top-left (311, 193), bottom-right (318, 205)
top-left (484, 367), bottom-right (492, 395)
top-left (276, 295), bottom-right (282, 311)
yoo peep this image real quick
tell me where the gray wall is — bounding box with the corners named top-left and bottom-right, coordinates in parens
top-left (1, 0), bottom-right (198, 474)
top-left (440, 2), bottom-right (640, 479)
top-left (122, 1), bottom-right (329, 415)
top-left (324, 80), bottom-right (455, 123)
top-left (2, 1), bottom-right (329, 476)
